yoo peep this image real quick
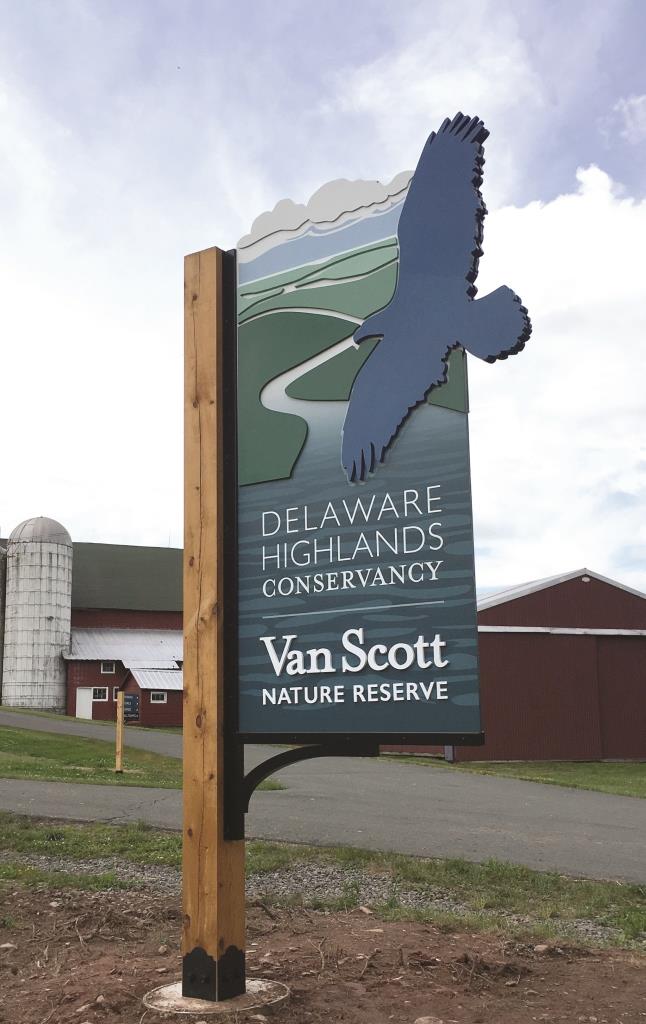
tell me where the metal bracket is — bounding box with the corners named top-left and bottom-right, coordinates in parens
top-left (182, 943), bottom-right (245, 1001)
top-left (224, 742), bottom-right (379, 840)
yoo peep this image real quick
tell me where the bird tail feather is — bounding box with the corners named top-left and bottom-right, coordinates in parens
top-left (463, 286), bottom-right (531, 363)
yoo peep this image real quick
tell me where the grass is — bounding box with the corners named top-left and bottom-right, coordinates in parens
top-left (0, 726), bottom-right (285, 791)
top-left (0, 812), bottom-right (643, 947)
top-left (458, 760), bottom-right (646, 798)
top-left (0, 705), bottom-right (183, 735)
top-left (0, 706), bottom-right (94, 724)
top-left (0, 862), bottom-right (131, 891)
top-left (381, 754), bottom-right (646, 798)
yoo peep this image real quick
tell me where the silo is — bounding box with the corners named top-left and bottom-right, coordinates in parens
top-left (2, 517), bottom-right (73, 710)
top-left (0, 544), bottom-right (6, 696)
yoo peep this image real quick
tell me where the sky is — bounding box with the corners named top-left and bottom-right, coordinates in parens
top-left (0, 0), bottom-right (645, 594)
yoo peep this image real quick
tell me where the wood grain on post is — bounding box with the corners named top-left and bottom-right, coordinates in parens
top-left (115, 691), bottom-right (124, 773)
top-left (182, 247), bottom-right (245, 1001)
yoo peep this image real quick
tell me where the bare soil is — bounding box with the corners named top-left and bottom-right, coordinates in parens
top-left (0, 886), bottom-right (644, 1024)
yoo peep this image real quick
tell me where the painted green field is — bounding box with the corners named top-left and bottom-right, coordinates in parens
top-left (237, 237), bottom-right (467, 485)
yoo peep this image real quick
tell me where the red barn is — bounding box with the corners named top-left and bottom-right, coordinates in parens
top-left (472, 568), bottom-right (646, 761)
top-left (65, 542), bottom-right (183, 726)
top-left (387, 568), bottom-right (646, 761)
top-left (64, 627), bottom-right (182, 727)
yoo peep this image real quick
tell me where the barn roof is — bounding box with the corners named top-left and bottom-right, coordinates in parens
top-left (65, 628), bottom-right (183, 691)
top-left (130, 667), bottom-right (183, 691)
top-left (65, 627), bottom-right (183, 663)
top-left (71, 543), bottom-right (182, 611)
top-left (477, 567), bottom-right (646, 612)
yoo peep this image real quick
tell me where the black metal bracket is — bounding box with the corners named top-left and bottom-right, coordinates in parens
top-left (182, 943), bottom-right (245, 1001)
top-left (241, 742), bottom-right (380, 812)
top-left (224, 742), bottom-right (379, 840)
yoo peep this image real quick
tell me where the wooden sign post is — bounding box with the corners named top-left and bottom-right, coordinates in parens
top-left (182, 247), bottom-right (246, 1002)
top-left (114, 690), bottom-right (124, 774)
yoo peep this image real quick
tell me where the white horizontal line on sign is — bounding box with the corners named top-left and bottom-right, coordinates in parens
top-left (262, 599), bottom-right (446, 620)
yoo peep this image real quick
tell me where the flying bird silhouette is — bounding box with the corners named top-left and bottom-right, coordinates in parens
top-left (341, 112), bottom-right (531, 483)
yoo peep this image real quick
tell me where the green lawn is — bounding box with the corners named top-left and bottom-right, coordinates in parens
top-left (456, 760), bottom-right (646, 798)
top-left (382, 755), bottom-right (646, 798)
top-left (0, 726), bottom-right (284, 791)
top-left (0, 706), bottom-right (103, 724)
top-left (0, 813), bottom-right (643, 946)
top-left (0, 705), bottom-right (182, 734)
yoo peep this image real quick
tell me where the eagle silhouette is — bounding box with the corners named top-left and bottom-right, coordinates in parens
top-left (341, 112), bottom-right (531, 483)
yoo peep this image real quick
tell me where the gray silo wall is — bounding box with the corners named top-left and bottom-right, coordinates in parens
top-left (0, 546), bottom-right (6, 696)
top-left (2, 538), bottom-right (72, 710)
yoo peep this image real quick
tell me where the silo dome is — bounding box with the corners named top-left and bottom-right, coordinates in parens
top-left (2, 517), bottom-right (73, 711)
top-left (10, 517), bottom-right (72, 546)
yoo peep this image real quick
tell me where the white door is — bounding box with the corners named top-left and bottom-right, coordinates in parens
top-left (76, 688), bottom-right (93, 719)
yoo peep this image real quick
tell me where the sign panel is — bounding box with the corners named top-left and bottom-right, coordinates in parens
top-left (124, 693), bottom-right (139, 722)
top-left (235, 113), bottom-right (530, 741)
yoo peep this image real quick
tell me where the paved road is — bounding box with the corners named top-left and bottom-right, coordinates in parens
top-left (0, 709), bottom-right (184, 758)
top-left (1, 709), bottom-right (645, 882)
top-left (0, 709), bottom-right (271, 770)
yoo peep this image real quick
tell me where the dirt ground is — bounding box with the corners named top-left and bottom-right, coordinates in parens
top-left (0, 886), bottom-right (644, 1024)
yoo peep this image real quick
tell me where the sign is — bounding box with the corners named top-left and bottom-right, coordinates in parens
top-left (235, 112), bottom-right (530, 742)
top-left (176, 112), bottom-right (532, 1010)
top-left (124, 693), bottom-right (139, 722)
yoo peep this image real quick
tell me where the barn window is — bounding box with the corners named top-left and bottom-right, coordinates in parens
top-left (150, 691), bottom-right (167, 704)
top-left (100, 661), bottom-right (116, 675)
top-left (92, 687), bottom-right (108, 701)
top-left (113, 687), bottom-right (120, 701)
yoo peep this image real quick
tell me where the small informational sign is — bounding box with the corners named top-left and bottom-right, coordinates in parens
top-left (235, 114), bottom-right (529, 743)
top-left (124, 693), bottom-right (139, 722)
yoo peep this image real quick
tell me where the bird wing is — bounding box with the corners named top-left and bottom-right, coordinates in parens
top-left (342, 339), bottom-right (450, 482)
top-left (398, 112), bottom-right (489, 295)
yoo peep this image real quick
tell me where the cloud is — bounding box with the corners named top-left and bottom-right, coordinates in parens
top-left (238, 171), bottom-right (411, 256)
top-left (321, 2), bottom-right (545, 206)
top-left (467, 164), bottom-right (646, 593)
top-left (612, 94), bottom-right (646, 144)
top-left (0, 1), bottom-right (644, 597)
top-left (0, 39), bottom-right (278, 545)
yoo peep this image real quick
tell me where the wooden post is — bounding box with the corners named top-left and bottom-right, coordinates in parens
top-left (182, 247), bottom-right (245, 1002)
top-left (115, 691), bottom-right (124, 773)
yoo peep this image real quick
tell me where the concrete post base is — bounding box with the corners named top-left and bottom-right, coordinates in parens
top-left (142, 978), bottom-right (290, 1017)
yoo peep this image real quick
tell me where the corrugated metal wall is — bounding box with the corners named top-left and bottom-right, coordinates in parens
top-left (457, 633), bottom-right (603, 760)
top-left (597, 637), bottom-right (646, 759)
top-left (478, 575), bottom-right (646, 629)
top-left (454, 576), bottom-right (646, 760)
top-left (385, 575), bottom-right (646, 761)
top-left (71, 609), bottom-right (182, 630)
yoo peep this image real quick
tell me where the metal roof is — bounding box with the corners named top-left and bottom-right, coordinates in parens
top-left (130, 667), bottom-right (183, 691)
top-left (71, 542), bottom-right (182, 612)
top-left (10, 517), bottom-right (72, 545)
top-left (65, 628), bottom-right (183, 662)
top-left (123, 659), bottom-right (179, 670)
top-left (477, 568), bottom-right (646, 612)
